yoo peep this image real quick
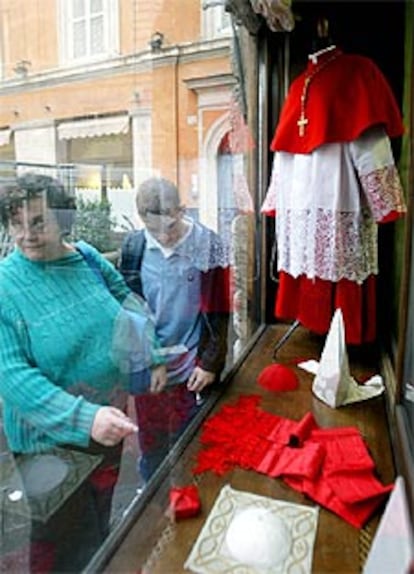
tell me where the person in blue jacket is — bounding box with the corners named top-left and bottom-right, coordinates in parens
top-left (119, 177), bottom-right (231, 481)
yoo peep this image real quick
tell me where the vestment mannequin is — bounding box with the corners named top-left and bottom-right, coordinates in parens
top-left (262, 47), bottom-right (406, 344)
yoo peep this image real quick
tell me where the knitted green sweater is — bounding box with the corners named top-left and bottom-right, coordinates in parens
top-left (0, 242), bottom-right (141, 453)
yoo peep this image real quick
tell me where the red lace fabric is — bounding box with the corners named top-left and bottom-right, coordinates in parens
top-left (192, 395), bottom-right (393, 528)
top-left (228, 97), bottom-right (255, 155)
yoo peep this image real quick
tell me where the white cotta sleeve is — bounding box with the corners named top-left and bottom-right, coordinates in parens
top-left (350, 126), bottom-right (406, 222)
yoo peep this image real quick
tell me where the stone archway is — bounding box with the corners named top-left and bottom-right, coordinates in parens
top-left (199, 112), bottom-right (230, 231)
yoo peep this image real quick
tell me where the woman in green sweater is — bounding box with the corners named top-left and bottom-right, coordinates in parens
top-left (0, 173), bottom-right (166, 572)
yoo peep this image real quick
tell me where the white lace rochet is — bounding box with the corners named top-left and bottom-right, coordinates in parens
top-left (262, 126), bottom-right (406, 284)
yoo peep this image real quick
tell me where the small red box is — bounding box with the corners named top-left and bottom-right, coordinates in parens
top-left (169, 485), bottom-right (201, 520)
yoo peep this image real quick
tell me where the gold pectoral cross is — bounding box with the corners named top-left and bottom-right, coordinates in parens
top-left (297, 112), bottom-right (309, 137)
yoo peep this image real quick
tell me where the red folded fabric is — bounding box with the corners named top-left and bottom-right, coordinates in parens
top-left (328, 470), bottom-right (394, 504)
top-left (255, 442), bottom-right (284, 475)
top-left (192, 395), bottom-right (393, 528)
top-left (289, 412), bottom-right (319, 446)
top-left (169, 485), bottom-right (201, 520)
top-left (309, 427), bottom-right (376, 473)
top-left (284, 474), bottom-right (393, 529)
top-left (268, 442), bottom-right (326, 480)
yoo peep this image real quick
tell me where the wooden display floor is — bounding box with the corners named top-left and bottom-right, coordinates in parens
top-left (104, 324), bottom-right (395, 574)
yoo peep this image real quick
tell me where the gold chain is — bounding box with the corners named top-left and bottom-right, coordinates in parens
top-left (297, 52), bottom-right (339, 137)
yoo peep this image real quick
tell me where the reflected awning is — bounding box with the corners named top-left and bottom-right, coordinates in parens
top-left (0, 129), bottom-right (11, 147)
top-left (57, 115), bottom-right (130, 140)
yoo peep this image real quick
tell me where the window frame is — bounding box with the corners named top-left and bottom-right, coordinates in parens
top-left (202, 0), bottom-right (232, 40)
top-left (58, 0), bottom-right (120, 66)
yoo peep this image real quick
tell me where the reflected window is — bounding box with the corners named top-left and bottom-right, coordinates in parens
top-left (59, 0), bottom-right (120, 63)
top-left (0, 23), bottom-right (3, 81)
top-left (202, 0), bottom-right (232, 39)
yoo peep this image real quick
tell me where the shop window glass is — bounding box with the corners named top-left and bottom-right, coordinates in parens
top-left (0, 1), bottom-right (261, 572)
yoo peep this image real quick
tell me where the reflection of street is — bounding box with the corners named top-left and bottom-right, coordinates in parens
top-left (110, 396), bottom-right (144, 525)
top-left (0, 399), bottom-right (142, 561)
top-left (405, 383), bottom-right (414, 402)
top-left (231, 214), bottom-right (255, 359)
top-left (403, 384), bottom-right (414, 447)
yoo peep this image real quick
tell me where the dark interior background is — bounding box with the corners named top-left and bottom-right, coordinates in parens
top-left (264, 1), bottom-right (406, 351)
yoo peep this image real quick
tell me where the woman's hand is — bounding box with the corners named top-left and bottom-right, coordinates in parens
top-left (91, 406), bottom-right (138, 446)
top-left (150, 364), bottom-right (168, 393)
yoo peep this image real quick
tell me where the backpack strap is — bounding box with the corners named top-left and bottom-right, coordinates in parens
top-left (119, 230), bottom-right (146, 296)
top-left (76, 240), bottom-right (107, 287)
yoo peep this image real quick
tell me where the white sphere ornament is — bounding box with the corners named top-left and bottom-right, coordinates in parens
top-left (225, 507), bottom-right (292, 568)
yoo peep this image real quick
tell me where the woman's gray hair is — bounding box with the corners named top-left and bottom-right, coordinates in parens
top-left (0, 172), bottom-right (76, 234)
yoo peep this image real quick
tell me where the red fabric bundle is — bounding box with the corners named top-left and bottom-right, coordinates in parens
top-left (169, 485), bottom-right (201, 520)
top-left (192, 395), bottom-right (393, 528)
top-left (265, 443), bottom-right (326, 480)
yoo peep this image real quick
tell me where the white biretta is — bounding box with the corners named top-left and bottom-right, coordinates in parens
top-left (299, 308), bottom-right (384, 408)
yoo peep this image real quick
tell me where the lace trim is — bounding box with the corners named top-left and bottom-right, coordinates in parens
top-left (360, 164), bottom-right (406, 221)
top-left (276, 207), bottom-right (378, 283)
top-left (261, 181), bottom-right (277, 215)
top-left (174, 222), bottom-right (230, 271)
top-left (228, 97), bottom-right (255, 155)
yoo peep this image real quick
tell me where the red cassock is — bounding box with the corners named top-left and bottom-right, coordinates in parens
top-left (261, 47), bottom-right (406, 344)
